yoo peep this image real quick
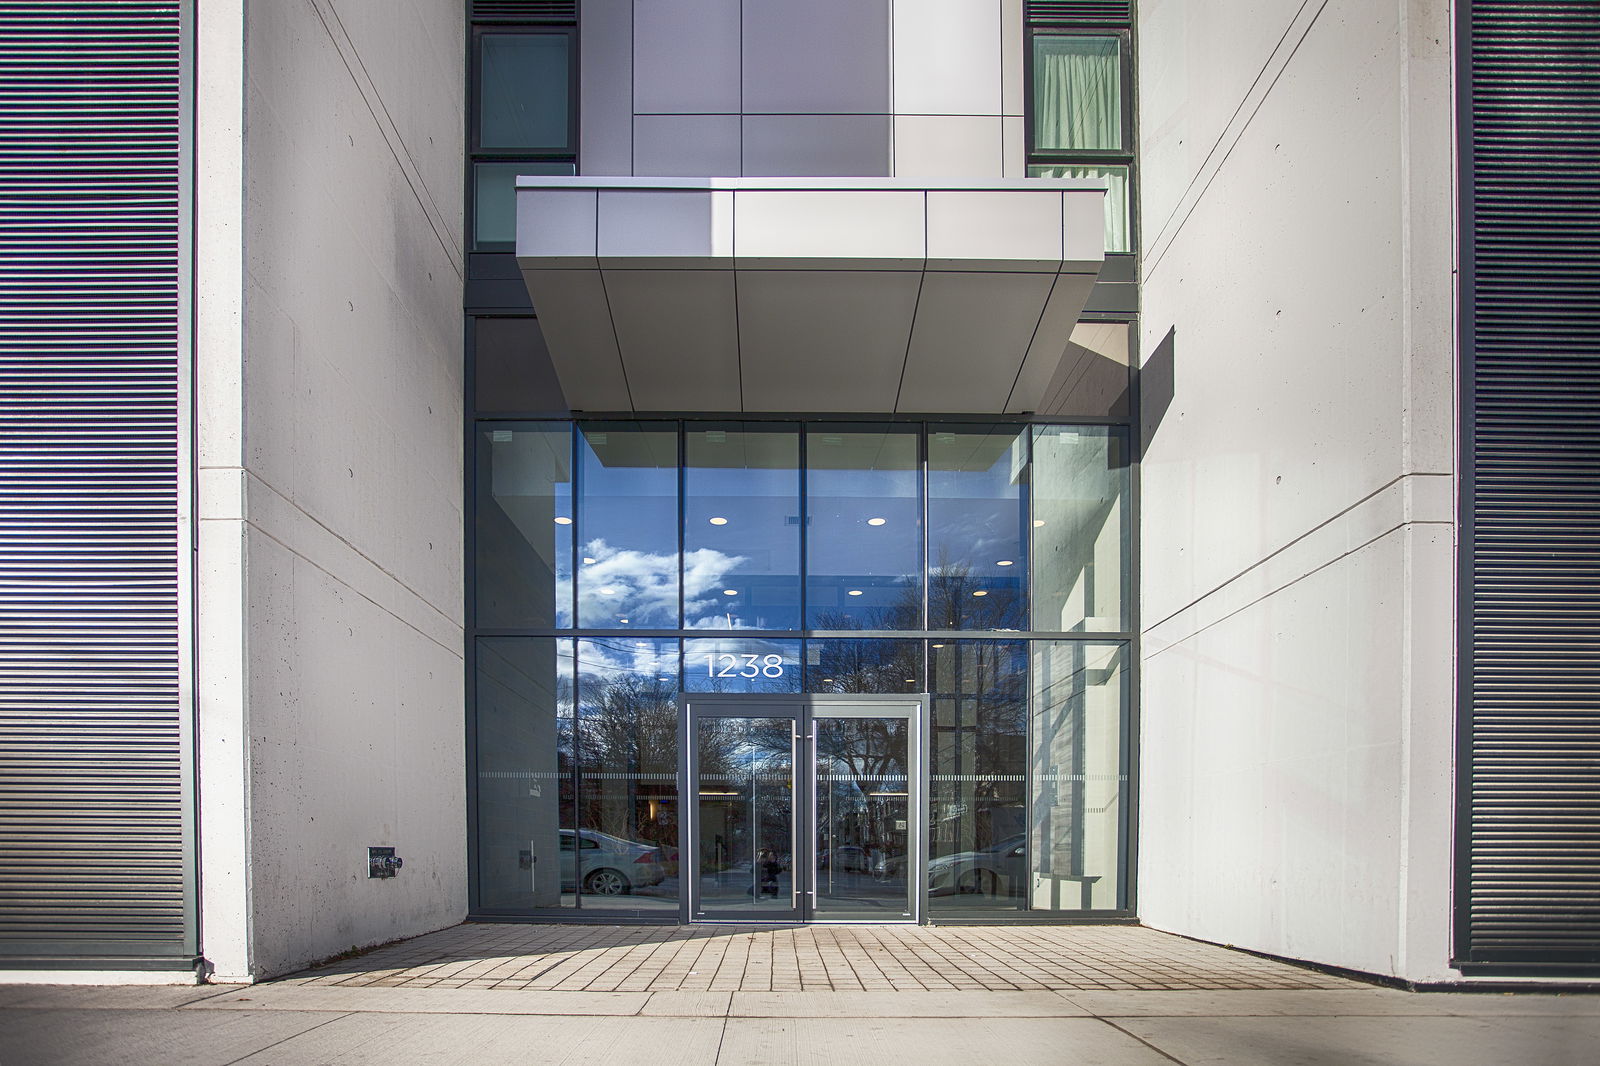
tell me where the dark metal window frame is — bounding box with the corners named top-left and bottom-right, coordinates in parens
top-left (1024, 24), bottom-right (1137, 255)
top-left (467, 22), bottom-right (579, 252)
top-left (464, 416), bottom-right (1140, 923)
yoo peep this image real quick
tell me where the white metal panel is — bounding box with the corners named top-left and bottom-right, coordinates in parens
top-left (891, 0), bottom-right (1003, 116)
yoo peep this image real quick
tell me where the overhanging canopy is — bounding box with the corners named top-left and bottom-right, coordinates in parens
top-left (515, 177), bottom-right (1106, 414)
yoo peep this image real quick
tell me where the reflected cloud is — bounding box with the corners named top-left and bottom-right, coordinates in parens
top-left (578, 539), bottom-right (747, 627)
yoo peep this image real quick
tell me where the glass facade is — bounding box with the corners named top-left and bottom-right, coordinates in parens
top-left (470, 421), bottom-right (1132, 919)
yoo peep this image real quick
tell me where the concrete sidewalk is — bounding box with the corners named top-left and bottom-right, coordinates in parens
top-left (2, 980), bottom-right (1598, 1065)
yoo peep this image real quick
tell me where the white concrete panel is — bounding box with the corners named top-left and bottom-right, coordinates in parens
top-left (733, 189), bottom-right (924, 263)
top-left (326, 0), bottom-right (464, 252)
top-left (741, 0), bottom-right (892, 114)
top-left (633, 0), bottom-right (741, 114)
top-left (893, 115), bottom-right (1003, 178)
top-left (580, 0), bottom-right (633, 175)
top-left (517, 269), bottom-right (630, 410)
top-left (741, 115), bottom-right (894, 177)
top-left (897, 271), bottom-right (1055, 411)
top-left (1008, 273), bottom-right (1097, 412)
top-left (602, 269), bottom-right (741, 409)
top-left (632, 114), bottom-right (741, 177)
top-left (1139, 0), bottom-right (1329, 255)
top-left (597, 189), bottom-right (733, 261)
top-left (892, 0), bottom-right (1002, 116)
top-left (926, 189), bottom-right (1060, 267)
top-left (1139, 532), bottom-right (1425, 979)
top-left (229, 0), bottom-right (467, 980)
top-left (516, 188), bottom-right (597, 261)
top-left (194, 0), bottom-right (250, 983)
top-left (737, 270), bottom-right (921, 411)
top-left (1136, 0), bottom-right (1458, 983)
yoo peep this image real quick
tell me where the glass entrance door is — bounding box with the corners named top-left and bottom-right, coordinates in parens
top-left (685, 698), bottom-right (923, 923)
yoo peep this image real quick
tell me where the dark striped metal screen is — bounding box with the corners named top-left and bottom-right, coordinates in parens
top-left (1024, 1), bottom-right (1132, 26)
top-left (1457, 0), bottom-right (1600, 972)
top-left (0, 3), bottom-right (190, 963)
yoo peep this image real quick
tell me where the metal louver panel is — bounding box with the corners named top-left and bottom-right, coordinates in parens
top-left (471, 1), bottom-right (577, 24)
top-left (0, 3), bottom-right (190, 961)
top-left (1025, 1), bottom-right (1133, 26)
top-left (1458, 1), bottom-right (1600, 972)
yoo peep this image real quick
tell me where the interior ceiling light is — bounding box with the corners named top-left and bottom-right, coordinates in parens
top-left (931, 643), bottom-right (945, 649)
top-left (600, 587), bottom-right (617, 595)
top-left (847, 589), bottom-right (864, 596)
top-left (996, 559), bottom-right (1014, 567)
top-left (1033, 519), bottom-right (1046, 527)
top-left (722, 589), bottom-right (738, 596)
top-left (708, 516), bottom-right (728, 525)
top-left (972, 590), bottom-right (988, 597)
top-left (866, 517), bottom-right (887, 526)
top-left (554, 516), bottom-right (572, 525)
top-left (618, 617), bottom-right (630, 623)
top-left (583, 556), bottom-right (596, 564)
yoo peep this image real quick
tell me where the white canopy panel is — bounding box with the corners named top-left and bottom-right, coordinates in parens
top-left (515, 177), bottom-right (1106, 414)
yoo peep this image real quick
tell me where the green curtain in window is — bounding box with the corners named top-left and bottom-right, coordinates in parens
top-left (1033, 37), bottom-right (1122, 152)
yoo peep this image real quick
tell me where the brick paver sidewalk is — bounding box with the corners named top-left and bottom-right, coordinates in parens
top-left (287, 924), bottom-right (1353, 993)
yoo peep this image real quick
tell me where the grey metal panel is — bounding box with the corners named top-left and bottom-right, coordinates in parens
top-left (741, 115), bottom-right (893, 178)
top-left (632, 0), bottom-right (741, 115)
top-left (897, 271), bottom-right (1057, 412)
top-left (736, 270), bottom-right (920, 411)
top-left (1008, 272), bottom-right (1097, 412)
top-left (600, 269), bottom-right (742, 410)
top-left (632, 115), bottom-right (741, 178)
top-left (517, 269), bottom-right (631, 409)
top-left (0, 2), bottom-right (189, 959)
top-left (579, 0), bottom-right (633, 175)
top-left (741, 0), bottom-right (892, 115)
top-left (1458, 0), bottom-right (1600, 972)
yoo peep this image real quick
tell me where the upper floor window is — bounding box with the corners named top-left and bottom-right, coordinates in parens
top-left (1027, 31), bottom-right (1133, 253)
top-left (470, 27), bottom-right (577, 251)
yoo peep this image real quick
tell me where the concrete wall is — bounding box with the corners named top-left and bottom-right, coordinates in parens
top-left (196, 0), bottom-right (466, 981)
top-left (1134, 0), bottom-right (1458, 981)
top-left (579, 0), bottom-right (1021, 178)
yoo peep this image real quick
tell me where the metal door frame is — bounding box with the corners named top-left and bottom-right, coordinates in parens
top-left (680, 693), bottom-right (928, 925)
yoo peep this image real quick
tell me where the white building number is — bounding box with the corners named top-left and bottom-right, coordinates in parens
top-left (705, 653), bottom-right (786, 679)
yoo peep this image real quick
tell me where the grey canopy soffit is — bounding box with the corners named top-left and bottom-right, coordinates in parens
top-left (516, 177), bottom-right (1106, 414)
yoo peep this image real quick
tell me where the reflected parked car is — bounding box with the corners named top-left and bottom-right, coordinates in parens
top-left (926, 834), bottom-right (1026, 897)
top-left (558, 829), bottom-right (667, 895)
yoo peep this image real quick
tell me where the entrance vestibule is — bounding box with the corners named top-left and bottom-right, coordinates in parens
top-left (684, 696), bottom-right (923, 923)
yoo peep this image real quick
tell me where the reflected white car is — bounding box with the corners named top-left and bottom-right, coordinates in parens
top-left (558, 828), bottom-right (667, 895)
top-left (926, 835), bottom-right (1026, 897)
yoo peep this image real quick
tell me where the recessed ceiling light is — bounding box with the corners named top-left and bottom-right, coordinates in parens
top-left (931, 643), bottom-right (945, 649)
top-left (600, 587), bottom-right (616, 595)
top-left (554, 516), bottom-right (572, 525)
top-left (996, 559), bottom-right (1014, 567)
top-left (822, 678), bottom-right (834, 684)
top-left (866, 517), bottom-right (887, 526)
top-left (708, 516), bottom-right (728, 525)
top-left (847, 589), bottom-right (863, 596)
top-left (722, 589), bottom-right (738, 596)
top-left (618, 617), bottom-right (630, 623)
top-left (1033, 519), bottom-right (1046, 528)
top-left (658, 675), bottom-right (670, 681)
top-left (904, 678), bottom-right (915, 684)
top-left (972, 590), bottom-right (988, 597)
top-left (583, 556), bottom-right (596, 565)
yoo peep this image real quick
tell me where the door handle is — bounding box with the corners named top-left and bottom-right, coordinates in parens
top-left (791, 724), bottom-right (801, 909)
